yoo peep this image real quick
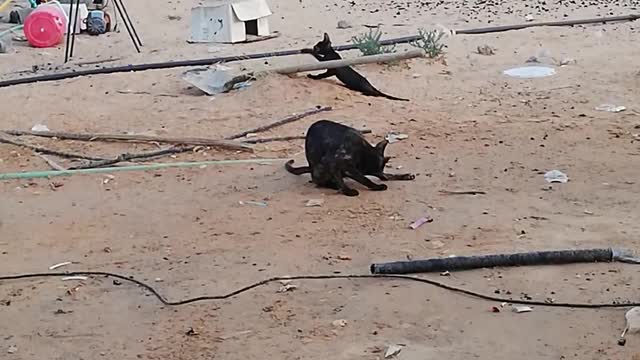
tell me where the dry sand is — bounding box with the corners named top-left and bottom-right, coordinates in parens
top-left (1, 0), bottom-right (640, 359)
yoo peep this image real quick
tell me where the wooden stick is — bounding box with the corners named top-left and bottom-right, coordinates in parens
top-left (222, 50), bottom-right (425, 92)
top-left (3, 130), bottom-right (253, 152)
top-left (225, 106), bottom-right (332, 140)
top-left (273, 49), bottom-right (425, 74)
top-left (0, 131), bottom-right (107, 161)
top-left (245, 129), bottom-right (372, 144)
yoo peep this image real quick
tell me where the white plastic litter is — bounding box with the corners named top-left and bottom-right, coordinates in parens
top-left (625, 307), bottom-right (640, 334)
top-left (512, 306), bottom-right (533, 313)
top-left (503, 66), bottom-right (556, 79)
top-left (544, 170), bottom-right (569, 183)
top-left (385, 132), bottom-right (409, 143)
top-left (384, 345), bottom-right (403, 358)
top-left (31, 124), bottom-right (50, 132)
top-left (595, 104), bottom-right (626, 113)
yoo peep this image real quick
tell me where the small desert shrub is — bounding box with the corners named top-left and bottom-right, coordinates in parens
top-left (351, 28), bottom-right (396, 56)
top-left (410, 28), bottom-right (445, 58)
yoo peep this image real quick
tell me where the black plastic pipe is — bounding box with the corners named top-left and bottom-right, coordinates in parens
top-left (0, 13), bottom-right (637, 89)
top-left (370, 248), bottom-right (616, 274)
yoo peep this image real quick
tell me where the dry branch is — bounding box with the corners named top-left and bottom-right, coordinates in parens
top-left (69, 146), bottom-right (193, 169)
top-left (37, 154), bottom-right (66, 170)
top-left (225, 106), bottom-right (332, 140)
top-left (245, 129), bottom-right (372, 144)
top-left (3, 130), bottom-right (252, 152)
top-left (0, 131), bottom-right (107, 161)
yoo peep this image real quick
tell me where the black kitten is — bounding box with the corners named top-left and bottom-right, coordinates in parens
top-left (302, 33), bottom-right (409, 102)
top-left (285, 120), bottom-right (415, 196)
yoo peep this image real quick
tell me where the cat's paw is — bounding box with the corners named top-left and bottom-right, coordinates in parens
top-left (373, 184), bottom-right (388, 191)
top-left (342, 188), bottom-right (359, 196)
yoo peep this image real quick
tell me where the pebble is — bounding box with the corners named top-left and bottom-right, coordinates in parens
top-left (337, 20), bottom-right (352, 29)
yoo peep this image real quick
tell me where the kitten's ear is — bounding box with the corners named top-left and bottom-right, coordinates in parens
top-left (375, 140), bottom-right (388, 154)
top-left (323, 33), bottom-right (331, 43)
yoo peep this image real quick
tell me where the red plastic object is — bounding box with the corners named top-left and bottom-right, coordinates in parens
top-left (23, 5), bottom-right (67, 48)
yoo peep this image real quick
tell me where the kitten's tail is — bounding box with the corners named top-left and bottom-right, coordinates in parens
top-left (285, 159), bottom-right (311, 175)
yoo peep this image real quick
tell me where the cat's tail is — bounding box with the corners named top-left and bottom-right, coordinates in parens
top-left (285, 160), bottom-right (311, 175)
top-left (368, 87), bottom-right (409, 101)
top-left (379, 91), bottom-right (410, 101)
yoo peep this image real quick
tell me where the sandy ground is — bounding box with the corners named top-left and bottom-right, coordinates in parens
top-left (1, 0), bottom-right (640, 359)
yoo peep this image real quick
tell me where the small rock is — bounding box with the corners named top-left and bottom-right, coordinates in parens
top-left (185, 327), bottom-right (199, 336)
top-left (337, 20), bottom-right (352, 29)
top-left (526, 56), bottom-right (540, 63)
top-left (277, 281), bottom-right (298, 293)
top-left (476, 45), bottom-right (495, 56)
top-left (7, 345), bottom-right (17, 354)
top-left (525, 14), bottom-right (535, 22)
top-left (427, 240), bottom-right (445, 249)
top-left (559, 58), bottom-right (576, 66)
top-left (305, 199), bottom-right (324, 207)
top-left (332, 319), bottom-right (348, 327)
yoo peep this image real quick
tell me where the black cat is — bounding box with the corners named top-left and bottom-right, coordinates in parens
top-left (302, 33), bottom-right (409, 102)
top-left (285, 120), bottom-right (415, 196)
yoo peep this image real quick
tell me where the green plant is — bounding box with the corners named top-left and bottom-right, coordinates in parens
top-left (351, 28), bottom-right (396, 56)
top-left (410, 28), bottom-right (446, 58)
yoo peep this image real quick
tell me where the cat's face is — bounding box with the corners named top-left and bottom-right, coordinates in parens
top-left (312, 33), bottom-right (333, 55)
top-left (373, 140), bottom-right (391, 173)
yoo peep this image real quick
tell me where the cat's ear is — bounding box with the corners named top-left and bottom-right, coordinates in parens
top-left (375, 140), bottom-right (388, 154)
top-left (323, 33), bottom-right (331, 43)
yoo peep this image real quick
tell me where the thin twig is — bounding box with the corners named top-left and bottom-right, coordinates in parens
top-left (74, 57), bottom-right (124, 66)
top-left (439, 190), bottom-right (487, 195)
top-left (37, 153), bottom-right (66, 171)
top-left (69, 146), bottom-right (194, 169)
top-left (0, 132), bottom-right (106, 161)
top-left (3, 130), bottom-right (252, 152)
top-left (116, 90), bottom-right (179, 97)
top-left (225, 106), bottom-right (332, 140)
top-left (245, 129), bottom-right (372, 144)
